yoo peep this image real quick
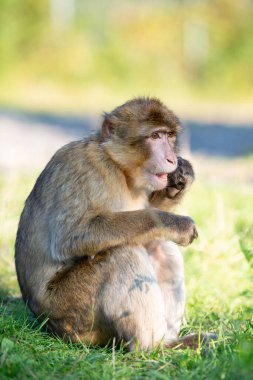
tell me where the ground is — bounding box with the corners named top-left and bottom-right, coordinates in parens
top-left (0, 110), bottom-right (253, 379)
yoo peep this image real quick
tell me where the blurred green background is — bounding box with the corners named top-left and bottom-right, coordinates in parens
top-left (1, 0), bottom-right (253, 112)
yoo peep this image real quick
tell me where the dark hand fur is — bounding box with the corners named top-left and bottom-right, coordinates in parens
top-left (149, 157), bottom-right (195, 211)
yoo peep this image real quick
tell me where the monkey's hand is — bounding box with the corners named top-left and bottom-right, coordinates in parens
top-left (177, 216), bottom-right (198, 246)
top-left (159, 211), bottom-right (198, 246)
top-left (159, 213), bottom-right (198, 246)
top-left (166, 157), bottom-right (195, 199)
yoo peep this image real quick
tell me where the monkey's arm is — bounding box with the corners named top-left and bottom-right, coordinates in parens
top-left (149, 157), bottom-right (195, 212)
top-left (53, 209), bottom-right (197, 261)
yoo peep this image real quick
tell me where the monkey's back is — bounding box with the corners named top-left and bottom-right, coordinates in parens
top-left (15, 138), bottom-right (128, 315)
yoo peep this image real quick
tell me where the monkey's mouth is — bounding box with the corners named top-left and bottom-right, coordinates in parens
top-left (149, 172), bottom-right (168, 190)
top-left (147, 171), bottom-right (169, 190)
top-left (155, 173), bottom-right (168, 181)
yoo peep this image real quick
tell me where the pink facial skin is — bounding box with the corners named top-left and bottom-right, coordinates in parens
top-left (144, 128), bottom-right (178, 191)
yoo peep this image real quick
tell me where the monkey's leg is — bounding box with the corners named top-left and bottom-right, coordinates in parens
top-left (147, 240), bottom-right (185, 340)
top-left (45, 255), bottom-right (113, 345)
top-left (98, 245), bottom-right (168, 351)
top-left (46, 246), bottom-right (168, 350)
top-left (147, 240), bottom-right (218, 350)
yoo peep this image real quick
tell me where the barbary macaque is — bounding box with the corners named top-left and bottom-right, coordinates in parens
top-left (15, 97), bottom-right (215, 350)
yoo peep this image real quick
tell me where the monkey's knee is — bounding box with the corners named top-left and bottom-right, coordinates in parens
top-left (112, 287), bottom-right (167, 351)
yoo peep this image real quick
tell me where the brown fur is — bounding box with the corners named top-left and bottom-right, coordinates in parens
top-left (15, 97), bottom-right (214, 351)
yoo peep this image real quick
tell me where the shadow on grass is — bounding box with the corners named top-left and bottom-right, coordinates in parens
top-left (184, 120), bottom-right (253, 157)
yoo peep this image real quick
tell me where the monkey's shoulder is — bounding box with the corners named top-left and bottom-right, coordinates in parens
top-left (35, 138), bottom-right (105, 181)
top-left (26, 137), bottom-right (125, 209)
top-left (49, 138), bottom-right (97, 166)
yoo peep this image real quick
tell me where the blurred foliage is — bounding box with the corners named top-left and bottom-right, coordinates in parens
top-left (0, 0), bottom-right (253, 111)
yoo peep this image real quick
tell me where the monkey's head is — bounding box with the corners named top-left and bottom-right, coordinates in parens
top-left (101, 97), bottom-right (181, 192)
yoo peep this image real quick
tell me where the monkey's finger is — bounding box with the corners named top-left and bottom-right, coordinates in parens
top-left (193, 226), bottom-right (198, 239)
top-left (177, 156), bottom-right (183, 166)
top-left (189, 226), bottom-right (198, 244)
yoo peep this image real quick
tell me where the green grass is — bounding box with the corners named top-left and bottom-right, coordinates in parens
top-left (0, 170), bottom-right (253, 379)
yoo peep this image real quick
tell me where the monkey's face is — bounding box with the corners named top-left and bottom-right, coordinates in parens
top-left (101, 98), bottom-right (181, 192)
top-left (142, 128), bottom-right (178, 191)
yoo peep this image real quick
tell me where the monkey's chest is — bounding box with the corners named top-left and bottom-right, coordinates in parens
top-left (120, 195), bottom-right (147, 212)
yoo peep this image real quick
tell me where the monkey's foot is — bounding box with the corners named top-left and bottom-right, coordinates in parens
top-left (165, 333), bottom-right (218, 351)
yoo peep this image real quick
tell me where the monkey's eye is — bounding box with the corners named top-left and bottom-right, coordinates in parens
top-left (150, 132), bottom-right (160, 139)
top-left (167, 131), bottom-right (176, 139)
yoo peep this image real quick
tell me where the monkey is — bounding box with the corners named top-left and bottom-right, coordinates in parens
top-left (15, 97), bottom-right (216, 351)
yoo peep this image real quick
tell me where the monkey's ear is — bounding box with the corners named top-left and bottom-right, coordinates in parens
top-left (101, 114), bottom-right (115, 139)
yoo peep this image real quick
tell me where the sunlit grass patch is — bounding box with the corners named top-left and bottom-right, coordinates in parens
top-left (0, 169), bottom-right (252, 379)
